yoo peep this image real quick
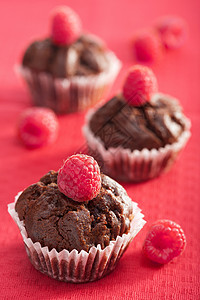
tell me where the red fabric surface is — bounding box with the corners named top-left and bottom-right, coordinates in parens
top-left (1, 0), bottom-right (200, 299)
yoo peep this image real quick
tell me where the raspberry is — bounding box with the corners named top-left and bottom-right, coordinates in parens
top-left (143, 220), bottom-right (186, 264)
top-left (133, 29), bottom-right (163, 63)
top-left (155, 16), bottom-right (188, 50)
top-left (122, 65), bottom-right (158, 106)
top-left (17, 107), bottom-right (59, 149)
top-left (51, 6), bottom-right (82, 46)
top-left (57, 154), bottom-right (101, 202)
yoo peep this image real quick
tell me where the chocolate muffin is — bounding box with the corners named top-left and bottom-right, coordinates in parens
top-left (18, 6), bottom-right (121, 114)
top-left (8, 156), bottom-right (145, 283)
top-left (83, 65), bottom-right (191, 182)
top-left (15, 170), bottom-right (133, 253)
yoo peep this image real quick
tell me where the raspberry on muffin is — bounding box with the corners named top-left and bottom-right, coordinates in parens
top-left (122, 65), bottom-right (158, 106)
top-left (51, 6), bottom-right (82, 46)
top-left (57, 154), bottom-right (101, 202)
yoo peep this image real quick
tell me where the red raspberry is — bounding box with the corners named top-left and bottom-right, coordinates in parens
top-left (122, 65), bottom-right (158, 106)
top-left (57, 154), bottom-right (101, 202)
top-left (133, 29), bottom-right (163, 63)
top-left (155, 16), bottom-right (188, 50)
top-left (51, 6), bottom-right (82, 46)
top-left (143, 220), bottom-right (186, 264)
top-left (17, 107), bottom-right (59, 149)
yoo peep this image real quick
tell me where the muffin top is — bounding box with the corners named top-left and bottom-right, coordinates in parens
top-left (22, 34), bottom-right (109, 78)
top-left (15, 170), bottom-right (133, 253)
top-left (89, 93), bottom-right (187, 151)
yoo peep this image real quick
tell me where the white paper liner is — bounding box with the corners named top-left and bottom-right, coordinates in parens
top-left (16, 51), bottom-right (121, 114)
top-left (82, 93), bottom-right (191, 182)
top-left (8, 193), bottom-right (145, 283)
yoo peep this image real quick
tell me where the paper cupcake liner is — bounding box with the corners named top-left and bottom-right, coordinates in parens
top-left (8, 193), bottom-right (145, 283)
top-left (82, 96), bottom-right (191, 182)
top-left (16, 51), bottom-right (121, 114)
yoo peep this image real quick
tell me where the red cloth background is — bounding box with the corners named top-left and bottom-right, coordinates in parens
top-left (1, 0), bottom-right (200, 299)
